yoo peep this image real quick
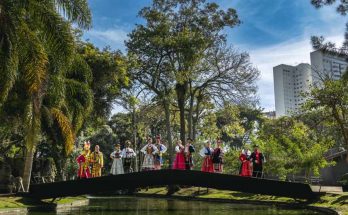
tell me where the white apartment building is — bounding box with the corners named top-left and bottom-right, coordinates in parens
top-left (273, 63), bottom-right (312, 117)
top-left (274, 50), bottom-right (347, 117)
top-left (310, 50), bottom-right (348, 85)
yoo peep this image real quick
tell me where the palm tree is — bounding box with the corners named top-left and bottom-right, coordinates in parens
top-left (0, 0), bottom-right (91, 191)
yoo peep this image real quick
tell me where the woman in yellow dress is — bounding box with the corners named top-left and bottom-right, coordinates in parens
top-left (90, 145), bottom-right (104, 177)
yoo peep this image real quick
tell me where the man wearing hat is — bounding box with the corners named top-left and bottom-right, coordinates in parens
top-left (249, 145), bottom-right (265, 178)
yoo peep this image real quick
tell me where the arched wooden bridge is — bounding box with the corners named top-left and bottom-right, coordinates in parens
top-left (22, 170), bottom-right (320, 199)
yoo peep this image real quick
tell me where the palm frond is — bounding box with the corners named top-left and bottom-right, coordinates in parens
top-left (28, 1), bottom-right (74, 67)
top-left (50, 107), bottom-right (75, 155)
top-left (0, 34), bottom-right (19, 106)
top-left (18, 24), bottom-right (48, 95)
top-left (54, 0), bottom-right (92, 29)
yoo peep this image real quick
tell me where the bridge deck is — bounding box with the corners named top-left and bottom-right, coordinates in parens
top-left (23, 170), bottom-right (319, 199)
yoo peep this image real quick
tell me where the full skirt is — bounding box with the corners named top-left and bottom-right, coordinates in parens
top-left (173, 152), bottom-right (186, 170)
top-left (240, 161), bottom-right (252, 177)
top-left (110, 158), bottom-right (124, 175)
top-left (142, 154), bottom-right (155, 171)
top-left (201, 157), bottom-right (214, 173)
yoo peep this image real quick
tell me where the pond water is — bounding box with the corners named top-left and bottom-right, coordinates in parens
top-left (28, 197), bottom-right (322, 215)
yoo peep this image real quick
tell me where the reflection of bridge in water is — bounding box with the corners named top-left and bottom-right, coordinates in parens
top-left (23, 170), bottom-right (321, 200)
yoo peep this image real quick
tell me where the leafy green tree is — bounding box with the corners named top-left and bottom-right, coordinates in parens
top-left (303, 79), bottom-right (348, 161)
top-left (128, 0), bottom-right (240, 144)
top-left (0, 0), bottom-right (91, 190)
top-left (255, 117), bottom-right (334, 179)
top-left (78, 43), bottom-right (130, 124)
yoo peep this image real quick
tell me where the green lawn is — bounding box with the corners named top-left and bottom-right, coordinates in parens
top-left (139, 187), bottom-right (348, 215)
top-left (0, 196), bottom-right (86, 210)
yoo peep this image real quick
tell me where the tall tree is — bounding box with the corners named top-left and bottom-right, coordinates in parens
top-left (303, 78), bottom-right (348, 161)
top-left (78, 43), bottom-right (129, 124)
top-left (188, 45), bottom-right (259, 139)
top-left (129, 0), bottom-right (240, 143)
top-left (0, 0), bottom-right (91, 191)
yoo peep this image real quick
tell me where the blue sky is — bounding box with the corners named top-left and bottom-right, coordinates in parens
top-left (84, 0), bottom-right (347, 112)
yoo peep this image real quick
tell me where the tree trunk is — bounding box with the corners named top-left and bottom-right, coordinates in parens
top-left (22, 147), bottom-right (35, 192)
top-left (187, 82), bottom-right (194, 139)
top-left (132, 107), bottom-right (138, 172)
top-left (163, 100), bottom-right (173, 168)
top-left (192, 97), bottom-right (202, 140)
top-left (176, 83), bottom-right (187, 143)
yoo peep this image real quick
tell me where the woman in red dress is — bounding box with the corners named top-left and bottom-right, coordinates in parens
top-left (239, 149), bottom-right (252, 177)
top-left (76, 141), bottom-right (91, 179)
top-left (200, 141), bottom-right (214, 173)
top-left (172, 140), bottom-right (186, 170)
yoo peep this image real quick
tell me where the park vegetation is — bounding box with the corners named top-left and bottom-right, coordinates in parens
top-left (0, 0), bottom-right (347, 192)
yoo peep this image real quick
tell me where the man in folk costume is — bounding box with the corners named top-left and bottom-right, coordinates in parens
top-left (121, 140), bottom-right (136, 173)
top-left (184, 138), bottom-right (195, 170)
top-left (140, 137), bottom-right (158, 171)
top-left (249, 145), bottom-right (265, 178)
top-left (110, 144), bottom-right (124, 175)
top-left (153, 135), bottom-right (167, 170)
top-left (239, 148), bottom-right (252, 177)
top-left (90, 145), bottom-right (104, 177)
top-left (200, 141), bottom-right (214, 173)
top-left (172, 140), bottom-right (186, 170)
top-left (76, 141), bottom-right (91, 179)
top-left (212, 139), bottom-right (225, 173)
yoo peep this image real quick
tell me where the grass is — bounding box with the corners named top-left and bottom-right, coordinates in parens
top-left (0, 197), bottom-right (26, 209)
top-left (139, 187), bottom-right (348, 215)
top-left (0, 196), bottom-right (87, 211)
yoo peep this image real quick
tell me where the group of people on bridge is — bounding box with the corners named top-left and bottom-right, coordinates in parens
top-left (76, 136), bottom-right (265, 179)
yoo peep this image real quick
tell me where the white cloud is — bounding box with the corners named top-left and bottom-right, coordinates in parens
top-left (243, 34), bottom-right (344, 111)
top-left (85, 28), bottom-right (129, 50)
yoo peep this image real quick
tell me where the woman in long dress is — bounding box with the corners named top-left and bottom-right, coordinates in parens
top-left (200, 141), bottom-right (214, 173)
top-left (172, 140), bottom-right (186, 170)
top-left (140, 137), bottom-right (158, 171)
top-left (110, 144), bottom-right (124, 175)
top-left (154, 136), bottom-right (167, 170)
top-left (212, 139), bottom-right (224, 173)
top-left (239, 148), bottom-right (252, 177)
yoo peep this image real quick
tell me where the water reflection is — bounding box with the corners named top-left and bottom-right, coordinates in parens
top-left (29, 197), bottom-right (322, 215)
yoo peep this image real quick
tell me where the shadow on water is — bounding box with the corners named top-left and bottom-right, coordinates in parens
top-left (27, 197), bottom-right (324, 215)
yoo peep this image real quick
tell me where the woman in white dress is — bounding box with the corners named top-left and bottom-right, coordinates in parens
top-left (140, 137), bottom-right (158, 171)
top-left (110, 144), bottom-right (124, 175)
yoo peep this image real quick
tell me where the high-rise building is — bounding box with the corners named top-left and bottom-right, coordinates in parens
top-left (273, 50), bottom-right (347, 117)
top-left (310, 50), bottom-right (348, 85)
top-left (273, 63), bottom-right (311, 117)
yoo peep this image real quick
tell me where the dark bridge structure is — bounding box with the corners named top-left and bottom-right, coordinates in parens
top-left (24, 170), bottom-right (320, 200)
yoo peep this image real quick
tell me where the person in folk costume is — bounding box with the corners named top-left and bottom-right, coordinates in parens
top-left (90, 145), bottom-right (104, 177)
top-left (121, 140), bottom-right (136, 173)
top-left (110, 144), bottom-right (124, 175)
top-left (76, 141), bottom-right (91, 179)
top-left (153, 135), bottom-right (167, 170)
top-left (184, 138), bottom-right (195, 170)
top-left (239, 148), bottom-right (252, 177)
top-left (172, 140), bottom-right (186, 170)
top-left (199, 141), bottom-right (214, 173)
top-left (140, 137), bottom-right (159, 171)
top-left (249, 145), bottom-right (265, 178)
top-left (212, 139), bottom-right (225, 173)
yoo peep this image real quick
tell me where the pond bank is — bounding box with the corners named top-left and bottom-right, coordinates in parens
top-left (136, 187), bottom-right (348, 215)
top-left (1, 188), bottom-right (347, 215)
top-left (0, 196), bottom-right (88, 215)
